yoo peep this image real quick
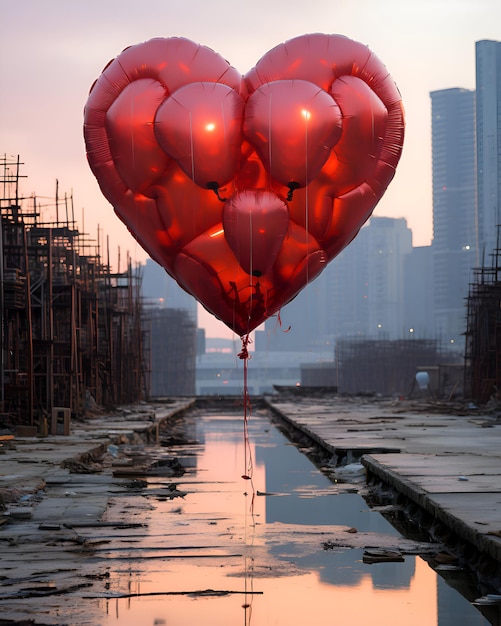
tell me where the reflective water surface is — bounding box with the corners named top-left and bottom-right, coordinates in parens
top-left (98, 407), bottom-right (492, 625)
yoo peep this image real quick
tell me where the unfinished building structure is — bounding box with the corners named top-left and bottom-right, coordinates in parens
top-left (146, 307), bottom-right (197, 397)
top-left (0, 156), bottom-right (149, 431)
top-left (335, 337), bottom-right (458, 397)
top-left (465, 244), bottom-right (501, 404)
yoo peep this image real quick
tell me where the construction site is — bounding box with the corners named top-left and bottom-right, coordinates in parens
top-left (335, 337), bottom-right (463, 399)
top-left (2, 152), bottom-right (501, 435)
top-left (0, 155), bottom-right (150, 433)
top-left (334, 240), bottom-right (501, 403)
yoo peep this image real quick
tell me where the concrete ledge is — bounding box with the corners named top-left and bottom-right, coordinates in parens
top-left (362, 453), bottom-right (501, 564)
top-left (266, 398), bottom-right (401, 463)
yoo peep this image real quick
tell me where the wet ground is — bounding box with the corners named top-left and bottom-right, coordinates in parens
top-left (0, 402), bottom-right (497, 625)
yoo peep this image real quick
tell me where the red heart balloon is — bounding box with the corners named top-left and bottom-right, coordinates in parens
top-left (84, 34), bottom-right (404, 337)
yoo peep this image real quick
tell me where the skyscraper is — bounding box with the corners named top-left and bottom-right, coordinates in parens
top-left (430, 88), bottom-right (476, 345)
top-left (475, 39), bottom-right (501, 264)
top-left (255, 216), bottom-right (416, 351)
top-left (318, 216), bottom-right (413, 341)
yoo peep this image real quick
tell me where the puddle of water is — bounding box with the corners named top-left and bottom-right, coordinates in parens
top-left (97, 409), bottom-right (493, 626)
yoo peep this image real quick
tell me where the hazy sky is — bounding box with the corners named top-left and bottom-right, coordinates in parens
top-left (1, 0), bottom-right (500, 337)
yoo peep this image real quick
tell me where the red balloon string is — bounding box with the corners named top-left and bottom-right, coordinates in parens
top-left (238, 333), bottom-right (253, 482)
top-left (276, 310), bottom-right (292, 333)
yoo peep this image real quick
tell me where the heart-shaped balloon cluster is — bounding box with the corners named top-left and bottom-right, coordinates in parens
top-left (84, 34), bottom-right (404, 337)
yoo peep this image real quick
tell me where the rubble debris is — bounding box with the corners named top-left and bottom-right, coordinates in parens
top-left (0, 582), bottom-right (93, 600)
top-left (362, 549), bottom-right (405, 564)
top-left (83, 588), bottom-right (264, 599)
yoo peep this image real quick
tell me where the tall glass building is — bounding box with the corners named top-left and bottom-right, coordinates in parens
top-left (430, 88), bottom-right (476, 345)
top-left (475, 39), bottom-right (501, 264)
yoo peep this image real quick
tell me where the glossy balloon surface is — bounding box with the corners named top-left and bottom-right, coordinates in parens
top-left (84, 34), bottom-right (405, 336)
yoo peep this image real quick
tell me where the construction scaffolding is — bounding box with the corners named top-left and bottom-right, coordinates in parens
top-left (464, 240), bottom-right (501, 404)
top-left (0, 155), bottom-right (149, 430)
top-left (146, 307), bottom-right (197, 397)
top-left (336, 337), bottom-right (453, 397)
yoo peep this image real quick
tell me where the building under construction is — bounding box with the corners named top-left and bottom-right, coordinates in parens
top-left (146, 307), bottom-right (197, 397)
top-left (465, 242), bottom-right (501, 404)
top-left (335, 337), bottom-right (459, 398)
top-left (0, 156), bottom-right (149, 432)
